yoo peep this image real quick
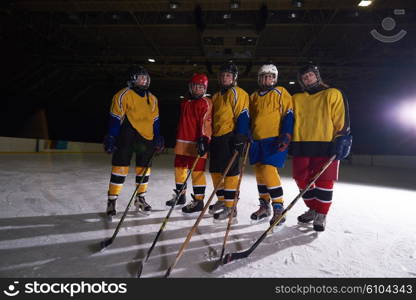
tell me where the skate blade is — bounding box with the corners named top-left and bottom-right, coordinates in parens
top-left (297, 220), bottom-right (313, 225)
top-left (212, 218), bottom-right (238, 225)
top-left (270, 223), bottom-right (285, 234)
top-left (208, 208), bottom-right (225, 215)
top-left (165, 204), bottom-right (185, 210)
top-left (313, 225), bottom-right (325, 233)
top-left (103, 213), bottom-right (116, 223)
top-left (250, 217), bottom-right (270, 225)
top-left (181, 211), bottom-right (201, 218)
top-left (135, 209), bottom-right (151, 216)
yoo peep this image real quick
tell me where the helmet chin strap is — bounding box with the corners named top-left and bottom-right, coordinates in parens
top-left (220, 86), bottom-right (230, 94)
top-left (220, 82), bottom-right (235, 94)
top-left (259, 83), bottom-right (276, 91)
top-left (304, 82), bottom-right (326, 94)
top-left (132, 86), bottom-right (147, 97)
top-left (189, 93), bottom-right (203, 100)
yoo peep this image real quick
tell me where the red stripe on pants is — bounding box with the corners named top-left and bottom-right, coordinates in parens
top-left (295, 179), bottom-right (334, 214)
top-left (293, 156), bottom-right (338, 214)
top-left (174, 154), bottom-right (206, 171)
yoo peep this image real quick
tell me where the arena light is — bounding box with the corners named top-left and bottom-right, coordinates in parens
top-left (289, 81), bottom-right (295, 85)
top-left (169, 2), bottom-right (179, 9)
top-left (111, 13), bottom-right (120, 20)
top-left (147, 58), bottom-right (156, 63)
top-left (230, 1), bottom-right (239, 9)
top-left (397, 100), bottom-right (416, 130)
top-left (358, 1), bottom-right (372, 7)
top-left (292, 0), bottom-right (303, 8)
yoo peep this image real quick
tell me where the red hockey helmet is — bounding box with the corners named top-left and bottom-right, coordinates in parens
top-left (189, 73), bottom-right (208, 98)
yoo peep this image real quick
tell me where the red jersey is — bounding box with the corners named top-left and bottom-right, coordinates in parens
top-left (174, 96), bottom-right (212, 157)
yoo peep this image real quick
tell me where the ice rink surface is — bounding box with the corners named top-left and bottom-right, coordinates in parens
top-left (0, 152), bottom-right (415, 278)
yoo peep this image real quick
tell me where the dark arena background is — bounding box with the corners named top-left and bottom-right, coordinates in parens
top-left (1, 0), bottom-right (415, 154)
top-left (0, 0), bottom-right (416, 292)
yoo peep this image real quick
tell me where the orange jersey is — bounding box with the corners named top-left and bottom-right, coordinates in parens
top-left (174, 96), bottom-right (212, 157)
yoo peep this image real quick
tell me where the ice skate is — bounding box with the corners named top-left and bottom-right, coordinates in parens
top-left (165, 189), bottom-right (186, 208)
top-left (250, 198), bottom-right (271, 224)
top-left (313, 212), bottom-right (326, 232)
top-left (208, 200), bottom-right (225, 215)
top-left (297, 208), bottom-right (316, 224)
top-left (269, 203), bottom-right (285, 233)
top-left (182, 195), bottom-right (203, 217)
top-left (213, 206), bottom-right (238, 225)
top-left (105, 198), bottom-right (117, 221)
top-left (134, 193), bottom-right (152, 216)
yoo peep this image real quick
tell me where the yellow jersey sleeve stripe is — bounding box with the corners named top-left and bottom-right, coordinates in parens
top-left (272, 88), bottom-right (282, 96)
top-left (118, 88), bottom-right (129, 111)
top-left (231, 87), bottom-right (238, 108)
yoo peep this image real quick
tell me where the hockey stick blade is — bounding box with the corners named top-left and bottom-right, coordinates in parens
top-left (222, 251), bottom-right (248, 265)
top-left (136, 261), bottom-right (144, 278)
top-left (100, 238), bottom-right (113, 251)
top-left (222, 156), bottom-right (336, 265)
top-left (164, 266), bottom-right (172, 278)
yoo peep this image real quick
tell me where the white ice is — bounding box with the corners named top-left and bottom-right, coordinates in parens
top-left (0, 153), bottom-right (415, 278)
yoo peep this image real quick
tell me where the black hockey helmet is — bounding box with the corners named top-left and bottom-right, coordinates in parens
top-left (297, 62), bottom-right (322, 91)
top-left (127, 65), bottom-right (151, 90)
top-left (218, 62), bottom-right (238, 88)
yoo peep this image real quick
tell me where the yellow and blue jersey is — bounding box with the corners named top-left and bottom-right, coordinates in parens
top-left (249, 86), bottom-right (294, 168)
top-left (291, 87), bottom-right (350, 156)
top-left (211, 86), bottom-right (250, 137)
top-left (109, 88), bottom-right (159, 141)
top-left (250, 86), bottom-right (293, 140)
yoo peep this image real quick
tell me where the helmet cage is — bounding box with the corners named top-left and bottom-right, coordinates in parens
top-left (297, 64), bottom-right (322, 91)
top-left (188, 73), bottom-right (208, 98)
top-left (257, 64), bottom-right (278, 90)
top-left (218, 63), bottom-right (238, 89)
top-left (127, 66), bottom-right (151, 90)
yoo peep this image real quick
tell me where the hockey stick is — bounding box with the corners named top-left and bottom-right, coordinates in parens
top-left (218, 142), bottom-right (250, 263)
top-left (100, 151), bottom-right (156, 251)
top-left (164, 150), bottom-right (239, 278)
top-left (136, 155), bottom-right (201, 278)
top-left (222, 155), bottom-right (336, 265)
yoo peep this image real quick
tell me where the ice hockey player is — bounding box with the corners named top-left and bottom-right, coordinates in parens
top-left (248, 64), bottom-right (294, 227)
top-left (208, 62), bottom-right (250, 221)
top-left (165, 73), bottom-right (212, 215)
top-left (103, 66), bottom-right (164, 217)
top-left (291, 63), bottom-right (352, 231)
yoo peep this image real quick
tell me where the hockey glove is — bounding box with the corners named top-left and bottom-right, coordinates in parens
top-left (232, 133), bottom-right (248, 154)
top-left (153, 135), bottom-right (165, 153)
top-left (332, 134), bottom-right (352, 160)
top-left (103, 135), bottom-right (117, 154)
top-left (197, 136), bottom-right (209, 156)
top-left (275, 133), bottom-right (292, 152)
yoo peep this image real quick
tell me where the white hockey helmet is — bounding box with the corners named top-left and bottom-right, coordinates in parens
top-left (257, 64), bottom-right (278, 89)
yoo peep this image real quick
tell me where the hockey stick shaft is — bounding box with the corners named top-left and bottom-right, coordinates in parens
top-left (219, 142), bottom-right (250, 261)
top-left (223, 155), bottom-right (336, 264)
top-left (136, 155), bottom-right (201, 277)
top-left (164, 150), bottom-right (239, 278)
